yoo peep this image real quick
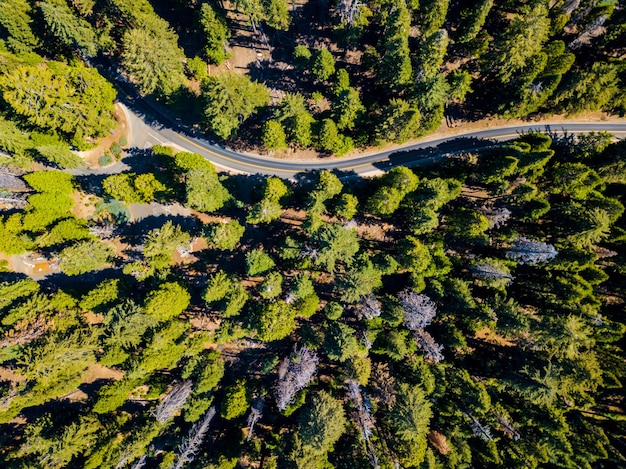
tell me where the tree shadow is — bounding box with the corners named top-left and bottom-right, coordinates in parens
top-left (371, 136), bottom-right (493, 172)
top-left (37, 267), bottom-right (122, 293)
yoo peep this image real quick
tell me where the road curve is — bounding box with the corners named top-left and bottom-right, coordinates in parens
top-left (120, 95), bottom-right (626, 179)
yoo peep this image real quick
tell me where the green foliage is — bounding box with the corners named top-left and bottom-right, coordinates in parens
top-left (14, 414), bottom-right (101, 468)
top-left (336, 255), bottom-right (382, 302)
top-left (221, 381), bottom-right (249, 420)
top-left (332, 87), bottom-right (364, 131)
top-left (246, 198), bottom-right (283, 224)
top-left (59, 240), bottom-right (115, 275)
top-left (324, 301), bottom-right (343, 320)
top-left (263, 0), bottom-right (290, 30)
top-left (122, 25), bottom-right (185, 96)
top-left (316, 118), bottom-right (354, 156)
top-left (143, 221), bottom-right (191, 270)
top-left (262, 119), bottom-right (288, 151)
top-left (553, 62), bottom-right (624, 114)
top-left (0, 278), bottom-right (40, 310)
top-left (246, 249), bottom-right (275, 276)
top-left (0, 0), bottom-right (40, 53)
top-left (206, 220), bottom-right (245, 250)
top-left (0, 62), bottom-right (115, 142)
top-left (102, 173), bottom-right (165, 203)
top-left (367, 167), bottom-right (418, 216)
top-left (489, 3), bottom-right (550, 84)
top-left (332, 68), bottom-right (350, 96)
top-left (199, 3), bottom-right (231, 65)
top-left (457, 0), bottom-right (493, 43)
top-left (253, 300), bottom-right (296, 341)
top-left (323, 322), bottom-right (360, 362)
top-left (35, 218), bottom-right (93, 247)
top-left (375, 99), bottom-right (421, 145)
top-left (39, 0), bottom-right (99, 56)
top-left (259, 271), bottom-right (283, 299)
top-left (387, 383), bottom-right (432, 466)
top-left (23, 171), bottom-right (75, 194)
top-left (312, 222), bottom-right (359, 274)
top-left (334, 193), bottom-right (358, 219)
top-left (0, 116), bottom-right (30, 156)
top-left (295, 391), bottom-right (346, 458)
top-left (416, 29), bottom-right (449, 80)
top-left (203, 73), bottom-right (270, 139)
top-left (274, 93), bottom-right (315, 148)
top-left (446, 208), bottom-right (490, 242)
top-left (290, 272), bottom-right (315, 300)
top-left (292, 45), bottom-right (311, 69)
top-left (187, 56), bottom-right (208, 81)
top-left (173, 151), bottom-right (216, 172)
top-left (35, 141), bottom-right (84, 169)
top-left (80, 279), bottom-right (120, 311)
top-left (0, 213), bottom-right (35, 254)
top-left (144, 282), bottom-right (190, 322)
top-left (186, 168), bottom-right (232, 213)
top-left (311, 48), bottom-right (335, 82)
top-left (203, 270), bottom-right (233, 303)
top-left (378, 3), bottom-right (412, 93)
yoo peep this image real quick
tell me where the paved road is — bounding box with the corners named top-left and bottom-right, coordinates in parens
top-left (118, 91), bottom-right (626, 179)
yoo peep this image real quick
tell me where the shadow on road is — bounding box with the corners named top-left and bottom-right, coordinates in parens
top-left (372, 136), bottom-right (492, 172)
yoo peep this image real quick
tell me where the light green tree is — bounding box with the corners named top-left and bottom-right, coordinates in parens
top-left (274, 93), bottom-right (315, 147)
top-left (199, 3), bottom-right (231, 65)
top-left (246, 249), bottom-right (275, 276)
top-left (374, 99), bottom-right (421, 144)
top-left (0, 63), bottom-right (116, 143)
top-left (39, 0), bottom-right (98, 56)
top-left (144, 282), bottom-right (190, 322)
top-left (262, 120), bottom-right (288, 151)
top-left (312, 222), bottom-right (359, 274)
top-left (185, 168), bottom-right (231, 213)
top-left (205, 220), bottom-right (245, 250)
top-left (59, 240), bottom-right (115, 276)
top-left (490, 3), bottom-right (550, 84)
top-left (203, 73), bottom-right (270, 139)
top-left (332, 87), bottom-right (365, 130)
top-left (122, 26), bottom-right (185, 96)
top-left (0, 0), bottom-right (40, 53)
top-left (221, 381), bottom-right (250, 420)
top-left (311, 48), bottom-right (336, 82)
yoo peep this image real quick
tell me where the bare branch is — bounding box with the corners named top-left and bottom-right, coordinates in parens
top-left (152, 381), bottom-right (193, 424)
top-left (172, 407), bottom-right (216, 469)
top-left (275, 346), bottom-right (319, 411)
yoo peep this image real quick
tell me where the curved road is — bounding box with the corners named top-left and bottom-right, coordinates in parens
top-left (119, 94), bottom-right (626, 179)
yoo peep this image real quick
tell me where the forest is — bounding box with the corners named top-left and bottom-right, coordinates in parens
top-left (0, 0), bottom-right (625, 468)
top-left (0, 132), bottom-right (625, 468)
top-left (0, 0), bottom-right (625, 162)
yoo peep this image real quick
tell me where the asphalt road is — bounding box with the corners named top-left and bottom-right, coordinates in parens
top-left (119, 94), bottom-right (626, 179)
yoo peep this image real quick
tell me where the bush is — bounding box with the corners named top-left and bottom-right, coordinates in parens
top-left (98, 154), bottom-right (114, 167)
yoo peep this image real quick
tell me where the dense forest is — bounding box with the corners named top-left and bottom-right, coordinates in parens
top-left (1, 0), bottom-right (626, 469)
top-left (0, 132), bottom-right (625, 468)
top-left (0, 0), bottom-right (625, 161)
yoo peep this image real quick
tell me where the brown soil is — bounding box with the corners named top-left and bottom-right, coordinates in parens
top-left (73, 103), bottom-right (130, 168)
top-left (474, 327), bottom-right (516, 347)
top-left (70, 191), bottom-right (99, 220)
top-left (83, 363), bottom-right (125, 383)
top-left (0, 367), bottom-right (26, 384)
top-left (109, 237), bottom-right (132, 260)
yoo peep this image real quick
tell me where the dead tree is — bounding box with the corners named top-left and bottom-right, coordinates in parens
top-left (275, 346), bottom-right (319, 411)
top-left (246, 398), bottom-right (265, 442)
top-left (172, 407), bottom-right (216, 469)
top-left (153, 381), bottom-right (193, 424)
